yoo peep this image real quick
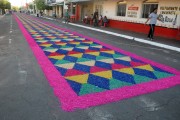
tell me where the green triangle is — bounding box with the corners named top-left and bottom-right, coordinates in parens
top-left (96, 56), bottom-right (111, 60)
top-left (110, 78), bottom-right (132, 89)
top-left (90, 43), bottom-right (99, 46)
top-left (61, 45), bottom-right (73, 48)
top-left (77, 58), bottom-right (93, 62)
top-left (79, 84), bottom-right (105, 95)
top-left (76, 44), bottom-right (87, 47)
top-left (113, 54), bottom-right (125, 58)
top-left (133, 74), bottom-right (153, 84)
top-left (55, 60), bottom-right (71, 65)
top-left (43, 47), bottom-right (55, 50)
top-left (153, 71), bottom-right (173, 79)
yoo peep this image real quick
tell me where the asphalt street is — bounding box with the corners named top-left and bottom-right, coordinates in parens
top-left (0, 14), bottom-right (180, 120)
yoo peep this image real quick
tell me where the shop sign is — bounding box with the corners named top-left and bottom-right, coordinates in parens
top-left (159, 6), bottom-right (180, 25)
top-left (127, 5), bottom-right (138, 18)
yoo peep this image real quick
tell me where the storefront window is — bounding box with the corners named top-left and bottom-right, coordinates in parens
top-left (142, 1), bottom-right (158, 18)
top-left (73, 4), bottom-right (76, 15)
top-left (117, 1), bottom-right (127, 16)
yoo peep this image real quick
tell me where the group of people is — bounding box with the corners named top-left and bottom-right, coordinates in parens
top-left (83, 9), bottom-right (109, 27)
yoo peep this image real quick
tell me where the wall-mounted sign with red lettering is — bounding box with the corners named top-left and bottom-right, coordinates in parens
top-left (128, 6), bottom-right (139, 11)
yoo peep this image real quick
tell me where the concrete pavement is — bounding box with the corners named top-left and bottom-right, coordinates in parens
top-left (0, 14), bottom-right (180, 120)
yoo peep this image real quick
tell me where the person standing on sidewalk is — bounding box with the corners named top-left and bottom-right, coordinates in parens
top-left (145, 8), bottom-right (163, 40)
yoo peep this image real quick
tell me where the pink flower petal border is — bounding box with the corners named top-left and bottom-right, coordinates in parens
top-left (14, 14), bottom-right (180, 111)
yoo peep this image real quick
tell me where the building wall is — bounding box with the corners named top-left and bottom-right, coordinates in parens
top-left (93, 0), bottom-right (180, 29)
top-left (92, 0), bottom-right (180, 40)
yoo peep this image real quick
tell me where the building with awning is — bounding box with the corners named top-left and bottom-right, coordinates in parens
top-left (46, 0), bottom-right (64, 18)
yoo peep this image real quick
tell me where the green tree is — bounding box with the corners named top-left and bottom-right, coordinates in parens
top-left (0, 0), bottom-right (11, 14)
top-left (29, 3), bottom-right (33, 10)
top-left (34, 0), bottom-right (45, 10)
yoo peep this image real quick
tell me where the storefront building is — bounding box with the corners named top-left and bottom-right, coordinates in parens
top-left (95, 0), bottom-right (180, 40)
top-left (46, 0), bottom-right (64, 18)
top-left (69, 0), bottom-right (180, 40)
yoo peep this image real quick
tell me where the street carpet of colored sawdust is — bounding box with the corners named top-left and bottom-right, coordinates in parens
top-left (15, 14), bottom-right (180, 111)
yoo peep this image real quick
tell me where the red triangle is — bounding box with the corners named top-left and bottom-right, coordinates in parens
top-left (90, 66), bottom-right (108, 73)
top-left (82, 40), bottom-right (91, 42)
top-left (49, 52), bottom-right (63, 56)
top-left (55, 41), bottom-right (65, 44)
top-left (130, 61), bottom-right (146, 67)
top-left (65, 69), bottom-right (86, 77)
top-left (111, 64), bottom-right (129, 70)
top-left (68, 51), bottom-right (81, 55)
top-left (100, 48), bottom-right (110, 51)
top-left (85, 49), bottom-right (97, 53)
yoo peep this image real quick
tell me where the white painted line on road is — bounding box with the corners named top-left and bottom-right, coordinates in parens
top-left (39, 16), bottom-right (180, 52)
top-left (66, 22), bottom-right (180, 53)
top-left (9, 39), bottom-right (12, 44)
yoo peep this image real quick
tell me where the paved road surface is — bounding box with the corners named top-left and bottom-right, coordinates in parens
top-left (0, 14), bottom-right (180, 120)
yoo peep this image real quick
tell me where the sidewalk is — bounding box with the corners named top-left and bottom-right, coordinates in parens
top-left (32, 15), bottom-right (180, 52)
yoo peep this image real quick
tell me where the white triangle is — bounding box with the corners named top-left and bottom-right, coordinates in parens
top-left (92, 45), bottom-right (102, 48)
top-left (77, 46), bottom-right (89, 49)
top-left (56, 63), bottom-right (75, 69)
top-left (116, 56), bottom-right (131, 61)
top-left (98, 59), bottom-right (114, 63)
top-left (78, 61), bottom-right (95, 66)
top-left (60, 47), bottom-right (74, 51)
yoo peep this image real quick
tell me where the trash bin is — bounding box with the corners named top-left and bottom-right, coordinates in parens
top-left (37, 14), bottom-right (39, 17)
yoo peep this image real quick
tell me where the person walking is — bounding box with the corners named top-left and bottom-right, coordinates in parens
top-left (64, 11), bottom-right (69, 24)
top-left (145, 8), bottom-right (163, 40)
top-left (93, 9), bottom-right (98, 27)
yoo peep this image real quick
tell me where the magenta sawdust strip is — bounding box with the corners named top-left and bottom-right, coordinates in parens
top-left (14, 14), bottom-right (180, 111)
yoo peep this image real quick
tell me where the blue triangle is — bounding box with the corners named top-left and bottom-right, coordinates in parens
top-left (95, 61), bottom-right (112, 69)
top-left (66, 80), bottom-right (82, 95)
top-left (134, 68), bottom-right (157, 79)
top-left (74, 63), bottom-right (91, 73)
top-left (112, 70), bottom-right (136, 84)
top-left (100, 52), bottom-right (113, 58)
top-left (114, 59), bottom-right (131, 66)
top-left (88, 74), bottom-right (110, 90)
top-left (152, 66), bottom-right (173, 74)
top-left (56, 66), bottom-right (67, 76)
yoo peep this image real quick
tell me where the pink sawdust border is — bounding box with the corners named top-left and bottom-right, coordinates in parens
top-left (14, 14), bottom-right (180, 111)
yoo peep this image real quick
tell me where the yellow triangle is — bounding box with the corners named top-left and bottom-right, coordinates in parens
top-left (56, 63), bottom-right (75, 69)
top-left (57, 43), bottom-right (67, 46)
top-left (78, 61), bottom-right (95, 66)
top-left (70, 42), bottom-right (80, 45)
top-left (135, 64), bottom-right (154, 71)
top-left (102, 50), bottom-right (115, 54)
top-left (117, 56), bottom-right (131, 61)
top-left (92, 70), bottom-right (112, 79)
top-left (84, 41), bottom-right (93, 44)
top-left (36, 38), bottom-right (44, 40)
top-left (86, 52), bottom-right (100, 56)
top-left (118, 68), bottom-right (135, 75)
top-left (40, 44), bottom-right (52, 47)
top-left (69, 53), bottom-right (83, 58)
top-left (65, 74), bottom-right (89, 84)
top-left (49, 55), bottom-right (65, 60)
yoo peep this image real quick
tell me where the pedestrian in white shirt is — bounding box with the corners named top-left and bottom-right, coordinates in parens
top-left (145, 8), bottom-right (163, 40)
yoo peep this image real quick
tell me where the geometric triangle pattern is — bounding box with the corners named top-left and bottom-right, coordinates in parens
top-left (18, 14), bottom-right (175, 97)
